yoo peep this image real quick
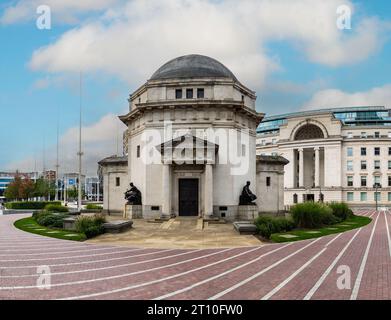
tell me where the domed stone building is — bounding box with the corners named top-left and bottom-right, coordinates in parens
top-left (99, 54), bottom-right (288, 220)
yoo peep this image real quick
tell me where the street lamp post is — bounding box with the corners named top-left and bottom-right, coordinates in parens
top-left (374, 183), bottom-right (382, 212)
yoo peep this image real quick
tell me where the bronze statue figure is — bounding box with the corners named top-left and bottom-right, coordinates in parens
top-left (239, 181), bottom-right (257, 205)
top-left (125, 182), bottom-right (142, 205)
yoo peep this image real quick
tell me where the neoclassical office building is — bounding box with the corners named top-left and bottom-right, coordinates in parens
top-left (256, 106), bottom-right (391, 206)
top-left (99, 54), bottom-right (288, 219)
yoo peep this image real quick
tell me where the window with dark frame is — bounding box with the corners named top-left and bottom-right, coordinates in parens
top-left (116, 177), bottom-right (120, 187)
top-left (374, 147), bottom-right (380, 156)
top-left (266, 177), bottom-right (271, 187)
top-left (137, 145), bottom-right (140, 158)
top-left (197, 88), bottom-right (204, 98)
top-left (388, 175), bottom-right (391, 187)
top-left (374, 160), bottom-right (380, 170)
top-left (361, 176), bottom-right (367, 187)
top-left (175, 89), bottom-right (182, 99)
top-left (361, 147), bottom-right (366, 156)
top-left (186, 88), bottom-right (193, 99)
top-left (347, 176), bottom-right (353, 187)
top-left (375, 132), bottom-right (380, 138)
top-left (388, 147), bottom-right (391, 156)
top-left (361, 160), bottom-right (367, 170)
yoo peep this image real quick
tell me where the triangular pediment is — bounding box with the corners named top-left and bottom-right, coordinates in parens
top-left (156, 133), bottom-right (219, 154)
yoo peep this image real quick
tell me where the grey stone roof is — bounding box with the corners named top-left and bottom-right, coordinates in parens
top-left (150, 54), bottom-right (238, 81)
top-left (98, 155), bottom-right (128, 166)
top-left (256, 155), bottom-right (289, 165)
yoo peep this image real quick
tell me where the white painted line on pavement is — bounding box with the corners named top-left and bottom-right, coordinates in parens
top-left (350, 211), bottom-right (380, 300)
top-left (153, 243), bottom-right (292, 300)
top-left (261, 233), bottom-right (342, 300)
top-left (208, 237), bottom-right (323, 300)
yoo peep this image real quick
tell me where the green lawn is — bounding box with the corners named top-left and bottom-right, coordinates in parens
top-left (14, 217), bottom-right (86, 241)
top-left (270, 215), bottom-right (372, 243)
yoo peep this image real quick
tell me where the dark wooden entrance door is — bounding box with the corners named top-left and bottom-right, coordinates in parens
top-left (178, 179), bottom-right (199, 216)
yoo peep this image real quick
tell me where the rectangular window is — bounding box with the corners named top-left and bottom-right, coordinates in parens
top-left (175, 89), bottom-right (182, 99)
top-left (374, 192), bottom-right (381, 202)
top-left (347, 161), bottom-right (353, 171)
top-left (361, 160), bottom-right (367, 170)
top-left (137, 145), bottom-right (140, 158)
top-left (347, 147), bottom-right (353, 157)
top-left (186, 88), bottom-right (193, 99)
top-left (347, 176), bottom-right (353, 187)
top-left (197, 88), bottom-right (204, 99)
top-left (374, 147), bottom-right (380, 156)
top-left (374, 176), bottom-right (381, 185)
top-left (361, 147), bottom-right (366, 156)
top-left (388, 132), bottom-right (391, 138)
top-left (115, 177), bottom-right (120, 187)
top-left (361, 132), bottom-right (367, 138)
top-left (389, 147), bottom-right (391, 156)
top-left (266, 177), bottom-right (271, 187)
top-left (361, 176), bottom-right (367, 187)
top-left (388, 192), bottom-right (391, 202)
top-left (388, 175), bottom-right (391, 187)
top-left (374, 160), bottom-right (380, 170)
top-left (347, 192), bottom-right (354, 202)
top-left (360, 192), bottom-right (367, 202)
top-left (347, 132), bottom-right (353, 138)
top-left (374, 132), bottom-right (380, 138)
top-left (388, 160), bottom-right (391, 170)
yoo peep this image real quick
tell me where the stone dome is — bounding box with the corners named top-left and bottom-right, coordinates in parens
top-left (150, 54), bottom-right (238, 81)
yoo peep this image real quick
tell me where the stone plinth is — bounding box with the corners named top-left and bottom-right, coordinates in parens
top-left (238, 205), bottom-right (258, 221)
top-left (63, 217), bottom-right (77, 231)
top-left (124, 205), bottom-right (142, 219)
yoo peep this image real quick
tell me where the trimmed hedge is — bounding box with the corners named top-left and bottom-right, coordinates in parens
top-left (5, 201), bottom-right (61, 210)
top-left (290, 202), bottom-right (338, 228)
top-left (85, 204), bottom-right (103, 210)
top-left (254, 216), bottom-right (296, 239)
top-left (44, 204), bottom-right (69, 213)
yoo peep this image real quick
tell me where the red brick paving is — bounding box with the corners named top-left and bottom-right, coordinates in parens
top-left (0, 210), bottom-right (389, 300)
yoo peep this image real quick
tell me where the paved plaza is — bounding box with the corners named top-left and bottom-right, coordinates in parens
top-left (0, 209), bottom-right (390, 300)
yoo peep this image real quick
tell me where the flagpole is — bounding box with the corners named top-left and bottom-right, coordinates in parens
top-left (77, 72), bottom-right (83, 212)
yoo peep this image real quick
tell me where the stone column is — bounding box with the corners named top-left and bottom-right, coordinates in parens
top-left (314, 147), bottom-right (320, 187)
top-left (162, 163), bottom-right (171, 216)
top-left (298, 148), bottom-right (304, 187)
top-left (204, 163), bottom-right (213, 218)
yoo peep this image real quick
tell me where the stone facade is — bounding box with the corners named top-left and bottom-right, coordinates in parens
top-left (99, 55), bottom-right (288, 221)
top-left (98, 156), bottom-right (128, 214)
top-left (257, 107), bottom-right (391, 207)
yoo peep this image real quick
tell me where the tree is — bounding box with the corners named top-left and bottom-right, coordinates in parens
top-left (20, 177), bottom-right (35, 200)
top-left (4, 175), bottom-right (22, 200)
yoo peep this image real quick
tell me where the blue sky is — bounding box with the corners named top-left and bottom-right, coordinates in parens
top-left (0, 0), bottom-right (390, 174)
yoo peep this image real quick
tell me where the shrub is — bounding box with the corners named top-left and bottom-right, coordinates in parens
top-left (327, 202), bottom-right (352, 221)
top-left (254, 215), bottom-right (296, 239)
top-left (5, 201), bottom-right (61, 210)
top-left (84, 225), bottom-right (105, 238)
top-left (85, 204), bottom-right (103, 210)
top-left (290, 202), bottom-right (337, 228)
top-left (44, 204), bottom-right (69, 213)
top-left (35, 212), bottom-right (69, 228)
top-left (75, 214), bottom-right (106, 238)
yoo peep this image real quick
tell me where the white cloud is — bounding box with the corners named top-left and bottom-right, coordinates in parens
top-left (6, 113), bottom-right (127, 176)
top-left (27, 0), bottom-right (388, 90)
top-left (302, 84), bottom-right (391, 110)
top-left (0, 0), bottom-right (120, 25)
